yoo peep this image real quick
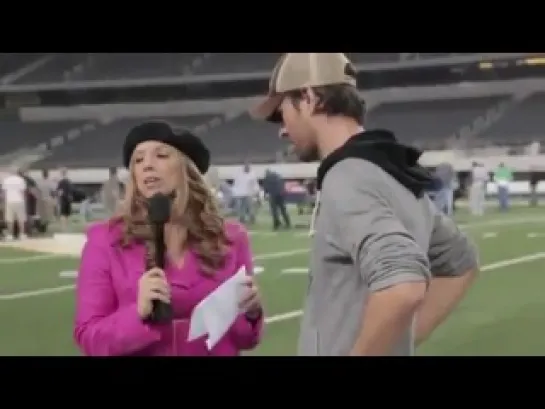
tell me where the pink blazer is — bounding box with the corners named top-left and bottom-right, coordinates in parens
top-left (73, 220), bottom-right (264, 356)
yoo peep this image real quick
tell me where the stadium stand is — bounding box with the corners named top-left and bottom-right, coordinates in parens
top-left (0, 53), bottom-right (46, 78)
top-left (197, 53), bottom-right (402, 75)
top-left (74, 53), bottom-right (205, 81)
top-left (0, 53), bottom-right (539, 169)
top-left (196, 53), bottom-right (286, 75)
top-left (23, 94), bottom-right (523, 168)
top-left (366, 96), bottom-right (510, 149)
top-left (196, 113), bottom-right (282, 164)
top-left (0, 119), bottom-right (85, 156)
top-left (33, 115), bottom-right (216, 168)
top-left (16, 53), bottom-right (204, 84)
top-left (31, 113), bottom-right (284, 168)
top-left (17, 53), bottom-right (89, 84)
top-left (11, 53), bottom-right (483, 84)
top-left (476, 92), bottom-right (545, 145)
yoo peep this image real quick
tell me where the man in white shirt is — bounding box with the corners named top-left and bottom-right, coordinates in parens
top-left (2, 168), bottom-right (28, 240)
top-left (231, 163), bottom-right (258, 224)
top-left (469, 162), bottom-right (489, 216)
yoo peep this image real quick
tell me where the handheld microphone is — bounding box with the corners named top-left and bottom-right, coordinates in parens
top-left (146, 192), bottom-right (173, 323)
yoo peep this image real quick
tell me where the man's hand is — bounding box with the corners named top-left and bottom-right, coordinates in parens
top-left (350, 281), bottom-right (427, 356)
top-left (415, 269), bottom-right (477, 346)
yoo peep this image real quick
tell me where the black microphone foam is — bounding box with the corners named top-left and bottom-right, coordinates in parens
top-left (148, 192), bottom-right (171, 225)
top-left (146, 192), bottom-right (173, 323)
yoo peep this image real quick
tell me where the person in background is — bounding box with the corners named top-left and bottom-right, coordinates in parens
top-left (205, 165), bottom-right (221, 192)
top-left (79, 191), bottom-right (93, 222)
top-left (231, 162), bottom-right (258, 225)
top-left (37, 169), bottom-right (56, 227)
top-left (101, 167), bottom-right (121, 218)
top-left (426, 173), bottom-right (443, 203)
top-left (469, 162), bottom-right (489, 216)
top-left (528, 140), bottom-right (540, 156)
top-left (57, 167), bottom-right (74, 231)
top-left (493, 162), bottom-right (513, 212)
top-left (252, 183), bottom-right (263, 215)
top-left (218, 179), bottom-right (234, 215)
top-left (1, 167), bottom-right (27, 240)
top-left (529, 167), bottom-right (539, 207)
top-left (74, 121), bottom-right (263, 356)
top-left (262, 169), bottom-right (291, 231)
top-left (433, 162), bottom-right (455, 216)
top-left (249, 169), bottom-right (261, 222)
top-left (20, 169), bottom-right (41, 236)
top-left (304, 178), bottom-right (317, 214)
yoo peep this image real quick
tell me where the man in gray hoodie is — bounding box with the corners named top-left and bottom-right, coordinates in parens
top-left (251, 53), bottom-right (479, 356)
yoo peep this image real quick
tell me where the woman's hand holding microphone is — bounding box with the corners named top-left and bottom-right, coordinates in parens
top-left (137, 268), bottom-right (170, 320)
top-left (136, 268), bottom-right (263, 321)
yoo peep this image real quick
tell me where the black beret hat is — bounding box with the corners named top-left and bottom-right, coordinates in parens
top-left (123, 121), bottom-right (210, 174)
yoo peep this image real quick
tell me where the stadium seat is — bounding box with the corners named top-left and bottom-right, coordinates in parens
top-left (366, 96), bottom-right (510, 149)
top-left (0, 119), bottom-right (86, 156)
top-left (477, 92), bottom-right (545, 145)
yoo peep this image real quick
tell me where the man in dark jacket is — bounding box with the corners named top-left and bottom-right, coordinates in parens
top-left (262, 169), bottom-right (291, 230)
top-left (529, 168), bottom-right (540, 207)
top-left (56, 167), bottom-right (74, 232)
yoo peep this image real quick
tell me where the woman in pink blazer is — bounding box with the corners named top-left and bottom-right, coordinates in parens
top-left (74, 121), bottom-right (264, 356)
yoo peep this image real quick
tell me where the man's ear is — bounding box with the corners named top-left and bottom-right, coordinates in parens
top-left (301, 87), bottom-right (318, 114)
top-left (303, 87), bottom-right (317, 105)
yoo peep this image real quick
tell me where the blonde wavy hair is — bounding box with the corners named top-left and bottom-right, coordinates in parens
top-left (112, 151), bottom-right (231, 275)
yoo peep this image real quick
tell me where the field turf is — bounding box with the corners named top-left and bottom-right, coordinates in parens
top-left (1, 207), bottom-right (545, 356)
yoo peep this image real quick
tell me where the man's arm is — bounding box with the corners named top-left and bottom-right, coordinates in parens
top-left (323, 160), bottom-right (430, 356)
top-left (415, 200), bottom-right (479, 345)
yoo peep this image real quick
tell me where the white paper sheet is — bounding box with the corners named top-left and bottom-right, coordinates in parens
top-left (187, 302), bottom-right (207, 342)
top-left (187, 266), bottom-right (247, 350)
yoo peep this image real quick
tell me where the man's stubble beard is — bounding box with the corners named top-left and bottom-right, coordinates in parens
top-left (295, 132), bottom-right (320, 163)
top-left (298, 144), bottom-right (320, 163)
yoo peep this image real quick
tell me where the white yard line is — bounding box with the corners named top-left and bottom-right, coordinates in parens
top-left (266, 310), bottom-right (304, 324)
top-left (0, 285), bottom-right (77, 300)
top-left (458, 216), bottom-right (545, 230)
top-left (254, 249), bottom-right (307, 260)
top-left (248, 231), bottom-right (278, 237)
top-left (0, 246), bottom-right (308, 267)
top-left (0, 248), bottom-right (309, 301)
top-left (479, 252), bottom-right (545, 271)
top-left (0, 254), bottom-right (61, 264)
top-left (264, 251), bottom-right (545, 325)
top-left (282, 267), bottom-right (309, 274)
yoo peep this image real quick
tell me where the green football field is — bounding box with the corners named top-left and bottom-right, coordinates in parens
top-left (1, 207), bottom-right (545, 356)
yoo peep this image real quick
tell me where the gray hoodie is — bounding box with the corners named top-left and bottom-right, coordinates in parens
top-left (298, 132), bottom-right (478, 356)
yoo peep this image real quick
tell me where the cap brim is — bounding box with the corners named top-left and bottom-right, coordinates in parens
top-left (249, 94), bottom-right (283, 123)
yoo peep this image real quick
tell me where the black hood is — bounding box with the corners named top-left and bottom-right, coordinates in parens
top-left (316, 129), bottom-right (434, 198)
